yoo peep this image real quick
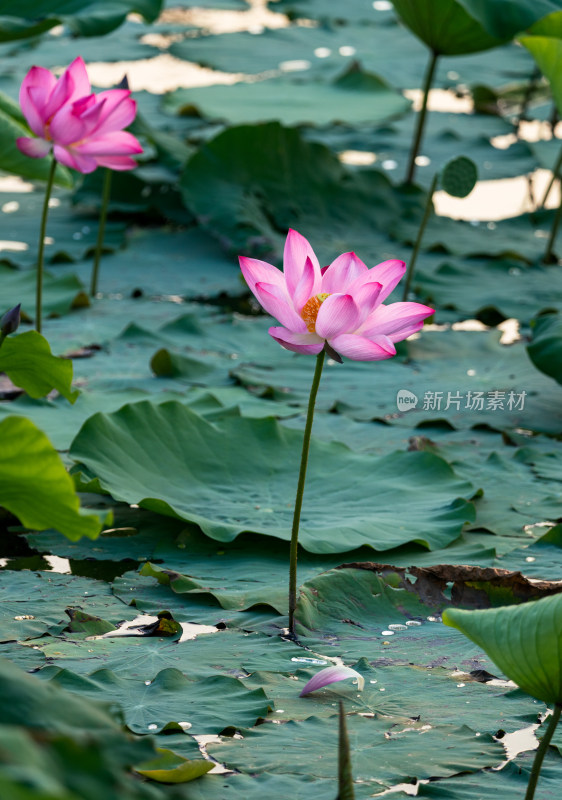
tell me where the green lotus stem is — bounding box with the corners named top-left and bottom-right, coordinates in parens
top-left (402, 172), bottom-right (438, 301)
top-left (36, 157), bottom-right (57, 333)
top-left (90, 168), bottom-right (112, 297)
top-left (539, 144), bottom-right (562, 211)
top-left (288, 348), bottom-right (325, 636)
top-left (524, 703), bottom-right (561, 800)
top-left (516, 66), bottom-right (541, 137)
top-left (406, 49), bottom-right (438, 185)
top-left (543, 188), bottom-right (562, 263)
top-left (337, 701), bottom-right (355, 800)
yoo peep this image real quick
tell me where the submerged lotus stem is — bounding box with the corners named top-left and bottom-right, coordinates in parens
top-left (36, 157), bottom-right (57, 333)
top-left (406, 49), bottom-right (438, 185)
top-left (539, 145), bottom-right (562, 211)
top-left (402, 172), bottom-right (438, 301)
top-left (90, 168), bottom-right (113, 297)
top-left (543, 189), bottom-right (562, 263)
top-left (524, 703), bottom-right (561, 800)
top-left (288, 348), bottom-right (325, 636)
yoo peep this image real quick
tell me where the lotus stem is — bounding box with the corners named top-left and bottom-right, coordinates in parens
top-left (288, 348), bottom-right (325, 636)
top-left (516, 66), bottom-right (541, 137)
top-left (36, 157), bottom-right (57, 333)
top-left (402, 172), bottom-right (438, 301)
top-left (90, 167), bottom-right (112, 297)
top-left (539, 144), bottom-right (562, 211)
top-left (406, 49), bottom-right (438, 185)
top-left (543, 188), bottom-right (562, 263)
top-left (524, 703), bottom-right (561, 800)
top-left (337, 701), bottom-right (355, 800)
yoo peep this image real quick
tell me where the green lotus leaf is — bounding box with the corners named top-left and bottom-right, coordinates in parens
top-left (392, 0), bottom-right (506, 55)
top-left (0, 330), bottom-right (79, 402)
top-left (0, 416), bottom-right (106, 541)
top-left (443, 593), bottom-right (562, 703)
top-left (69, 400), bottom-right (475, 554)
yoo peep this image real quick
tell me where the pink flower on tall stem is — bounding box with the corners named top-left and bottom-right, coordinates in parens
top-left (239, 229), bottom-right (434, 361)
top-left (239, 230), bottom-right (434, 637)
top-left (17, 56), bottom-right (142, 174)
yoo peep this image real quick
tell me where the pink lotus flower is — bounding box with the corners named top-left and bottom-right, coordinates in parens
top-left (16, 56), bottom-right (142, 174)
top-left (239, 230), bottom-right (434, 360)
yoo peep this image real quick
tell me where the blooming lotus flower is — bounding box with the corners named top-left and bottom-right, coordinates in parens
top-left (300, 665), bottom-right (365, 696)
top-left (17, 56), bottom-right (142, 174)
top-left (239, 229), bottom-right (434, 360)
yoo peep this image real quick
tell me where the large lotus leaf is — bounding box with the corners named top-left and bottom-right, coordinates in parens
top-left (207, 715), bottom-right (504, 786)
top-left (0, 569), bottom-right (127, 643)
top-left (180, 121), bottom-right (421, 264)
top-left (391, 0), bottom-right (506, 55)
top-left (48, 228), bottom-right (246, 301)
top-left (0, 657), bottom-right (119, 732)
top-left (527, 312), bottom-right (562, 385)
top-left (0, 90), bottom-right (71, 187)
top-left (0, 330), bottom-right (78, 402)
top-left (233, 329), bottom-right (562, 434)
top-left (0, 0), bottom-right (162, 41)
top-left (171, 772), bottom-right (363, 800)
top-left (286, 567), bottom-right (523, 667)
top-left (0, 385), bottom-right (296, 452)
top-left (33, 629), bottom-right (311, 680)
top-left (164, 65), bottom-right (410, 127)
top-left (458, 0), bottom-right (562, 38)
top-left (170, 22), bottom-right (532, 88)
top-left (0, 728), bottom-right (159, 800)
top-left (402, 751), bottom-right (562, 799)
top-left (0, 267), bottom-right (89, 320)
top-left (439, 448), bottom-right (562, 541)
top-left (443, 593), bottom-right (562, 703)
top-left (271, 0), bottom-right (395, 24)
top-left (495, 525), bottom-right (562, 580)
top-left (0, 416), bottom-right (105, 541)
top-left (42, 666), bottom-right (270, 734)
top-left (245, 660), bottom-right (543, 731)
top-left (0, 21), bottom-right (157, 75)
top-left (0, 190), bottom-right (124, 270)
top-left (308, 112), bottom-right (538, 190)
top-left (392, 208), bottom-right (555, 263)
top-left (414, 260), bottom-right (562, 323)
top-left (0, 671), bottom-right (183, 800)
top-left (69, 400), bottom-right (475, 554)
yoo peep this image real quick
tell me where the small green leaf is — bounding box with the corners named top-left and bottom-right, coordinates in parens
top-left (441, 156), bottom-right (478, 198)
top-left (0, 330), bottom-right (79, 403)
top-left (134, 748), bottom-right (213, 783)
top-left (443, 593), bottom-right (562, 703)
top-left (0, 416), bottom-right (106, 541)
top-left (150, 348), bottom-right (214, 380)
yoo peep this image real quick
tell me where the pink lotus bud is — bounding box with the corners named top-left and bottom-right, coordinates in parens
top-left (299, 665), bottom-right (365, 696)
